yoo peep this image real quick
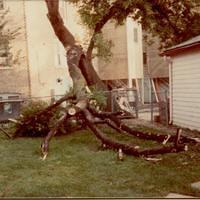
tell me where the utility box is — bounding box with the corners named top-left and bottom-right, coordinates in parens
top-left (0, 93), bottom-right (23, 122)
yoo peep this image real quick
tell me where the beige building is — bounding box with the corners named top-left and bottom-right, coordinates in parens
top-left (98, 18), bottom-right (143, 93)
top-left (143, 36), bottom-right (169, 103)
top-left (98, 20), bottom-right (169, 104)
top-left (0, 0), bottom-right (167, 108)
top-left (0, 0), bottom-right (87, 101)
top-left (0, 0), bottom-right (145, 102)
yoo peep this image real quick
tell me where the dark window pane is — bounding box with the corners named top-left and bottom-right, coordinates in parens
top-left (4, 103), bottom-right (12, 114)
top-left (0, 0), bottom-right (4, 10)
top-left (8, 96), bottom-right (19, 100)
top-left (133, 28), bottom-right (138, 42)
top-left (143, 52), bottom-right (147, 65)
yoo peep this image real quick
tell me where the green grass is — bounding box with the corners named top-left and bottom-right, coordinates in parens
top-left (0, 129), bottom-right (200, 198)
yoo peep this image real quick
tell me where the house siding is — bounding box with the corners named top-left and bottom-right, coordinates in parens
top-left (172, 49), bottom-right (200, 131)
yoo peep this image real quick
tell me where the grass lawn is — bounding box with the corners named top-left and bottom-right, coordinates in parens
top-left (0, 127), bottom-right (200, 198)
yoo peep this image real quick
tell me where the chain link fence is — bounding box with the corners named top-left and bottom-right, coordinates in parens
top-left (105, 88), bottom-right (169, 125)
top-left (0, 88), bottom-right (169, 126)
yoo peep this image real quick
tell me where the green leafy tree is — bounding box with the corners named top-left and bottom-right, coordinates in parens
top-left (0, 9), bottom-right (21, 66)
top-left (66, 0), bottom-right (200, 51)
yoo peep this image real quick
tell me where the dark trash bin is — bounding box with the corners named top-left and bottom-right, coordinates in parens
top-left (0, 93), bottom-right (23, 122)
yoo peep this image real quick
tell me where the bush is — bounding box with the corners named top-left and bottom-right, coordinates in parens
top-left (16, 100), bottom-right (61, 137)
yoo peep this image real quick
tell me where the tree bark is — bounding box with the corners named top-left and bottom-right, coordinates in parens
top-left (45, 0), bottom-right (75, 49)
top-left (89, 108), bottom-right (193, 144)
top-left (45, 0), bottom-right (108, 92)
top-left (82, 109), bottom-right (186, 157)
top-left (41, 112), bottom-right (69, 159)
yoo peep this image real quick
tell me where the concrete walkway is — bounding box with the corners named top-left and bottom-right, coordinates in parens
top-left (165, 181), bottom-right (200, 198)
top-left (191, 181), bottom-right (200, 191)
top-left (165, 193), bottom-right (196, 198)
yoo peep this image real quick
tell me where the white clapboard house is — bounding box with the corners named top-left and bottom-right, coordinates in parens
top-left (164, 35), bottom-right (200, 131)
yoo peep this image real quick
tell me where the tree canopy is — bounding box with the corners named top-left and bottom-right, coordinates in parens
top-left (0, 9), bottom-right (21, 66)
top-left (66, 0), bottom-right (200, 51)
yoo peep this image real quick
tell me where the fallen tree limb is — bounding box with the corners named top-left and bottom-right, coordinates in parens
top-left (13, 94), bottom-right (75, 138)
top-left (0, 127), bottom-right (12, 139)
top-left (90, 109), bottom-right (173, 143)
top-left (109, 115), bottom-right (196, 144)
top-left (41, 112), bottom-right (70, 159)
top-left (90, 109), bottom-right (195, 144)
top-left (175, 128), bottom-right (182, 148)
top-left (83, 109), bottom-right (186, 157)
top-left (8, 118), bottom-right (22, 125)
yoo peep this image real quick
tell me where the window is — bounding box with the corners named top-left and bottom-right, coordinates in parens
top-left (0, 37), bottom-right (10, 67)
top-left (8, 96), bottom-right (19, 100)
top-left (54, 38), bottom-right (67, 68)
top-left (0, 103), bottom-right (3, 114)
top-left (4, 102), bottom-right (12, 114)
top-left (133, 28), bottom-right (138, 43)
top-left (143, 52), bottom-right (147, 65)
top-left (0, 0), bottom-right (4, 10)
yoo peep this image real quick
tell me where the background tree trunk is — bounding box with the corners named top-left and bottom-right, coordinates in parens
top-left (45, 0), bottom-right (108, 92)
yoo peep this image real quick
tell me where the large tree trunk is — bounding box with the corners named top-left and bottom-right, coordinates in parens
top-left (45, 0), bottom-right (107, 92)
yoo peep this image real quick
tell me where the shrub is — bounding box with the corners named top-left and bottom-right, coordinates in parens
top-left (16, 100), bottom-right (61, 137)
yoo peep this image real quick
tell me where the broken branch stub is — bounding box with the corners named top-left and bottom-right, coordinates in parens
top-left (41, 113), bottom-right (69, 159)
top-left (175, 128), bottom-right (182, 147)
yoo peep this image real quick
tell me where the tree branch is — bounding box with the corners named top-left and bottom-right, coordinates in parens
top-left (13, 94), bottom-right (75, 138)
top-left (45, 0), bottom-right (75, 49)
top-left (86, 0), bottom-right (124, 59)
top-left (41, 113), bottom-right (69, 159)
top-left (83, 109), bottom-right (186, 157)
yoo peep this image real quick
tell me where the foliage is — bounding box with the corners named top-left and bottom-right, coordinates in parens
top-left (16, 100), bottom-right (62, 137)
top-left (66, 0), bottom-right (200, 50)
top-left (92, 33), bottom-right (113, 62)
top-left (88, 85), bottom-right (107, 109)
top-left (140, 0), bottom-right (200, 49)
top-left (0, 9), bottom-right (21, 66)
top-left (68, 85), bottom-right (107, 109)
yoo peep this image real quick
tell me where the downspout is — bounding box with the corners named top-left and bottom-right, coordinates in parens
top-left (167, 56), bottom-right (173, 124)
top-left (23, 0), bottom-right (32, 98)
top-left (126, 18), bottom-right (133, 89)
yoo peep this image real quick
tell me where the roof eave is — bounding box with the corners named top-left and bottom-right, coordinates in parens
top-left (163, 42), bottom-right (200, 56)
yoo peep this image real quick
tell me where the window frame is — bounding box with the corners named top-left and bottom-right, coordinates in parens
top-left (0, 34), bottom-right (11, 69)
